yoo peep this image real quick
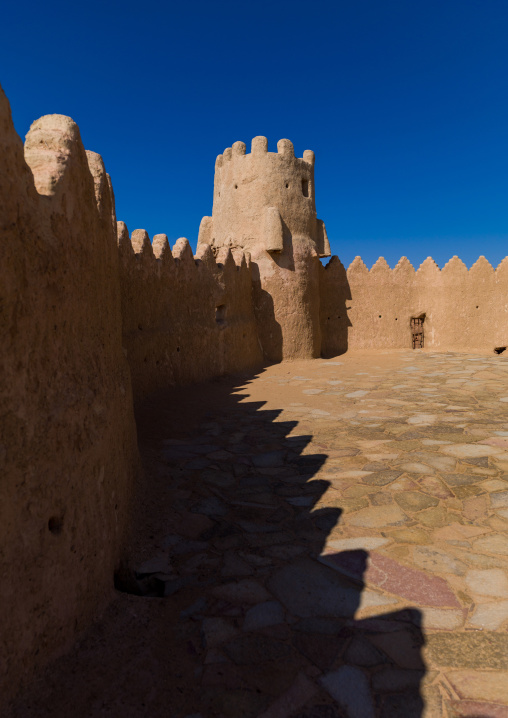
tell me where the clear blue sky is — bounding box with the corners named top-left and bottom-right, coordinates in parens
top-left (1, 0), bottom-right (507, 269)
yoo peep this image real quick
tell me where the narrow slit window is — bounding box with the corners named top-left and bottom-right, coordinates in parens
top-left (215, 304), bottom-right (226, 325)
top-left (302, 179), bottom-right (309, 197)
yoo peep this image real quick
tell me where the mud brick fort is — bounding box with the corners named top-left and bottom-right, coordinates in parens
top-left (2, 80), bottom-right (508, 717)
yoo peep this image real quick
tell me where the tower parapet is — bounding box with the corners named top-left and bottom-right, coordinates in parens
top-left (198, 136), bottom-right (330, 258)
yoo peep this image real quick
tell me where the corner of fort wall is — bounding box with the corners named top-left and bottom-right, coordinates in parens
top-left (320, 254), bottom-right (508, 352)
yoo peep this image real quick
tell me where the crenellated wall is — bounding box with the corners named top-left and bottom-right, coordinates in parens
top-left (321, 254), bottom-right (508, 353)
top-left (117, 225), bottom-right (263, 405)
top-left (0, 87), bottom-right (140, 705)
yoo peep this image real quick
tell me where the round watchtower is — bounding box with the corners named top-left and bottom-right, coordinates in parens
top-left (198, 137), bottom-right (331, 361)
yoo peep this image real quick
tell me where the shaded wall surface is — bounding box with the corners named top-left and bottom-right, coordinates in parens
top-left (118, 227), bottom-right (263, 405)
top-left (0, 87), bottom-right (140, 704)
top-left (321, 255), bottom-right (508, 353)
top-left (0, 83), bottom-right (264, 708)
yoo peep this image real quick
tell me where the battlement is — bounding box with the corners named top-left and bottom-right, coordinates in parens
top-left (215, 136), bottom-right (315, 168)
top-left (343, 255), bottom-right (507, 275)
top-left (200, 134), bottom-right (330, 274)
top-left (212, 135), bottom-right (318, 224)
top-left (116, 222), bottom-right (262, 402)
top-left (320, 252), bottom-right (508, 357)
top-left (117, 222), bottom-right (250, 274)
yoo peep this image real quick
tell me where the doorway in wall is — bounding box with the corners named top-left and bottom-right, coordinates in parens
top-left (411, 315), bottom-right (425, 349)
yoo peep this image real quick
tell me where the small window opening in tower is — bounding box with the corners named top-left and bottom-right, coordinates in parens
top-left (302, 179), bottom-right (309, 197)
top-left (215, 304), bottom-right (226, 326)
top-left (494, 346), bottom-right (506, 355)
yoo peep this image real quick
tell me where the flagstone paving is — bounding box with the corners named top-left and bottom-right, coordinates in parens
top-left (9, 350), bottom-right (508, 717)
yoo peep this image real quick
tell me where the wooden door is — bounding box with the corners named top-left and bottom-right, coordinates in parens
top-left (411, 317), bottom-right (424, 349)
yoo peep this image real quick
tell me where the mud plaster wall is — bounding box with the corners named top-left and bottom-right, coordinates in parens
top-left (117, 228), bottom-right (263, 406)
top-left (320, 255), bottom-right (508, 353)
top-left (0, 87), bottom-right (139, 705)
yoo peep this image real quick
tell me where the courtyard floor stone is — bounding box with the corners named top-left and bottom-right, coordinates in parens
top-left (9, 350), bottom-right (508, 718)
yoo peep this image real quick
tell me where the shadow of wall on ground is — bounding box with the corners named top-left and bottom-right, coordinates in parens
top-left (8, 372), bottom-right (425, 718)
top-left (320, 257), bottom-right (352, 358)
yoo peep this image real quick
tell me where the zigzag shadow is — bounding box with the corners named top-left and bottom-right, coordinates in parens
top-left (131, 374), bottom-right (426, 717)
top-left (7, 371), bottom-right (425, 718)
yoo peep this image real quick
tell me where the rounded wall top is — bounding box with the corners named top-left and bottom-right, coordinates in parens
top-left (277, 139), bottom-right (294, 157)
top-left (252, 136), bottom-right (268, 154)
top-left (303, 150), bottom-right (315, 165)
top-left (27, 113), bottom-right (80, 139)
top-left (232, 141), bottom-right (246, 156)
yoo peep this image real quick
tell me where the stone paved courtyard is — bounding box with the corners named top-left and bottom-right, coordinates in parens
top-left (11, 351), bottom-right (508, 718)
